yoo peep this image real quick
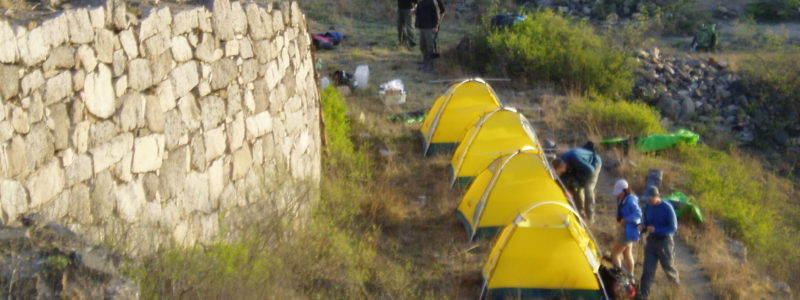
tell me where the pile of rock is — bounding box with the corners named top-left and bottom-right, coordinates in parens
top-left (633, 48), bottom-right (756, 143)
top-left (0, 213), bottom-right (138, 299)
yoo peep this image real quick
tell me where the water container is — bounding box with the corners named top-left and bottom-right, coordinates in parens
top-left (353, 65), bottom-right (369, 90)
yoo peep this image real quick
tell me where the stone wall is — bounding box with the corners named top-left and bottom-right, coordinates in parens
top-left (0, 0), bottom-right (321, 256)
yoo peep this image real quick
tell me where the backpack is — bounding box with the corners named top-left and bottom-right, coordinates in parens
top-left (311, 34), bottom-right (334, 50)
top-left (693, 24), bottom-right (717, 51)
top-left (322, 31), bottom-right (345, 45)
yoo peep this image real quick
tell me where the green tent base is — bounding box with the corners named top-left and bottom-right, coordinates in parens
top-left (484, 287), bottom-right (603, 300)
top-left (601, 129), bottom-right (700, 153)
top-left (665, 191), bottom-right (704, 223)
top-left (455, 210), bottom-right (504, 241)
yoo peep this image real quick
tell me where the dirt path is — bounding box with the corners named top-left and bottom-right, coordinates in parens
top-left (593, 167), bottom-right (715, 299)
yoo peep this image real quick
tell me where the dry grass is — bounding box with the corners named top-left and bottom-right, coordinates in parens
top-left (1, 0), bottom-right (28, 10)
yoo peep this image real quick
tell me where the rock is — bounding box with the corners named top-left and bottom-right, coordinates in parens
top-left (229, 112), bottom-right (245, 151)
top-left (118, 92), bottom-right (146, 131)
top-left (65, 154), bottom-right (92, 187)
top-left (170, 61), bottom-right (200, 97)
top-left (163, 109), bottom-right (186, 150)
top-left (25, 123), bottom-right (55, 170)
top-left (132, 134), bottom-right (166, 173)
top-left (171, 36), bottom-right (193, 63)
top-left (0, 180), bottom-right (29, 225)
top-left (25, 159), bottom-right (65, 207)
top-left (180, 172), bottom-right (211, 214)
top-left (178, 94), bottom-right (201, 131)
top-left (0, 64), bottom-right (20, 99)
top-left (128, 59), bottom-right (153, 91)
top-left (212, 0), bottom-right (235, 41)
top-left (114, 75), bottom-right (128, 97)
top-left (232, 145), bottom-right (251, 180)
top-left (245, 111), bottom-right (273, 139)
top-left (83, 64), bottom-right (115, 119)
top-left (189, 133), bottom-right (206, 171)
top-left (6, 137), bottom-right (30, 179)
top-left (17, 27), bottom-right (48, 66)
top-left (204, 126), bottom-right (226, 162)
top-left (11, 107), bottom-right (30, 134)
top-left (49, 103), bottom-right (70, 150)
top-left (21, 70), bottom-right (44, 97)
top-left (173, 8), bottom-right (199, 35)
top-left (90, 132), bottom-right (133, 174)
top-left (143, 31), bottom-right (170, 59)
top-left (230, 2), bottom-right (248, 35)
top-left (681, 97), bottom-right (696, 119)
top-left (736, 130), bottom-right (755, 144)
top-left (211, 58), bottom-right (237, 90)
top-left (240, 38), bottom-right (254, 59)
top-left (73, 69), bottom-right (86, 92)
top-left (208, 158), bottom-right (224, 202)
top-left (114, 180), bottom-right (146, 223)
top-left (139, 7), bottom-right (171, 41)
top-left (94, 29), bottom-right (115, 63)
top-left (159, 145), bottom-right (189, 199)
top-left (0, 20), bottom-right (18, 63)
top-left (195, 34), bottom-right (223, 63)
top-left (146, 95), bottom-right (165, 132)
top-left (657, 97), bottom-right (681, 119)
top-left (119, 29), bottom-right (139, 59)
top-left (199, 95), bottom-right (226, 131)
top-left (726, 238), bottom-right (747, 263)
top-left (0, 121), bottom-right (13, 143)
top-left (43, 46), bottom-right (75, 74)
top-left (67, 8), bottom-right (93, 44)
top-left (45, 71), bottom-right (72, 104)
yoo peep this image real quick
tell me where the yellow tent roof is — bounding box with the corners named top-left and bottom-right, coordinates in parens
top-left (419, 79), bottom-right (502, 155)
top-left (449, 108), bottom-right (539, 186)
top-left (481, 202), bottom-right (603, 299)
top-left (456, 149), bottom-right (570, 240)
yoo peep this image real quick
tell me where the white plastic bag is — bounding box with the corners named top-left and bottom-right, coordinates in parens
top-left (320, 76), bottom-right (330, 89)
top-left (379, 78), bottom-right (406, 105)
top-left (353, 65), bottom-right (369, 90)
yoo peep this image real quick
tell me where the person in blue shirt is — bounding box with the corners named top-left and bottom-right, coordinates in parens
top-left (638, 186), bottom-right (680, 299)
top-left (610, 179), bottom-right (641, 276)
top-left (552, 142), bottom-right (602, 222)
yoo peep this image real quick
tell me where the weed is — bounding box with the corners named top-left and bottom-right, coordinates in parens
top-left (564, 95), bottom-right (666, 140)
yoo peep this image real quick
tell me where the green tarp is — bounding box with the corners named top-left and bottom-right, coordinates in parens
top-left (601, 129), bottom-right (700, 153)
top-left (665, 191), bottom-right (704, 224)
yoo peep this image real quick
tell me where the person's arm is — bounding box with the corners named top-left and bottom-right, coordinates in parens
top-left (622, 197), bottom-right (642, 224)
top-left (654, 204), bottom-right (678, 236)
top-left (436, 0), bottom-right (445, 15)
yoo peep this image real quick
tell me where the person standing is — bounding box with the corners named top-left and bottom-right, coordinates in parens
top-left (397, 0), bottom-right (417, 49)
top-left (431, 0), bottom-right (445, 58)
top-left (415, 0), bottom-right (441, 72)
top-left (610, 179), bottom-right (641, 276)
top-left (638, 186), bottom-right (680, 299)
top-left (551, 142), bottom-right (602, 222)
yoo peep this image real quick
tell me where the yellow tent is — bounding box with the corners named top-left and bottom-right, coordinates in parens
top-left (419, 79), bottom-right (502, 155)
top-left (449, 108), bottom-right (539, 187)
top-left (456, 149), bottom-right (570, 240)
top-left (481, 202), bottom-right (606, 300)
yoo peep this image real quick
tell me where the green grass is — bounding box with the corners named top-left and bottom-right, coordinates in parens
top-left (466, 9), bottom-right (638, 97)
top-left (564, 96), bottom-right (666, 138)
top-left (746, 0), bottom-right (800, 22)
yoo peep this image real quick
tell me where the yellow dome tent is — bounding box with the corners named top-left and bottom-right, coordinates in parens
top-left (480, 202), bottom-right (606, 300)
top-left (419, 79), bottom-right (502, 155)
top-left (449, 108), bottom-right (540, 187)
top-left (456, 149), bottom-right (570, 240)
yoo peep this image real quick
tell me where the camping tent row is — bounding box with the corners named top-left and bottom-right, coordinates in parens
top-left (419, 79), bottom-right (608, 299)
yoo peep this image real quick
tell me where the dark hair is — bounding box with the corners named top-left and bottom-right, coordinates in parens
top-left (551, 158), bottom-right (565, 169)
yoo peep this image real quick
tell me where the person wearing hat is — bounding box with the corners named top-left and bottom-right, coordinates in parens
top-left (610, 179), bottom-right (642, 276)
top-left (551, 142), bottom-right (602, 222)
top-left (638, 186), bottom-right (679, 299)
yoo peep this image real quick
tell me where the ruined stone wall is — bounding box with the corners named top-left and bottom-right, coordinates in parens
top-left (0, 0), bottom-right (321, 256)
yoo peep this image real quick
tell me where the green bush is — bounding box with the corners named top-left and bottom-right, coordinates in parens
top-left (564, 96), bottom-right (666, 138)
top-left (468, 9), bottom-right (638, 97)
top-left (747, 0), bottom-right (800, 22)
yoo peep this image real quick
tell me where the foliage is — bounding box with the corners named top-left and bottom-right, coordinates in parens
top-left (746, 0), bottom-right (800, 22)
top-left (466, 9), bottom-right (638, 97)
top-left (564, 96), bottom-right (666, 138)
top-left (320, 86), bottom-right (371, 180)
top-left (43, 255), bottom-right (71, 272)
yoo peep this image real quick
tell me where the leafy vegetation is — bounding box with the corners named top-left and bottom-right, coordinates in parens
top-left (564, 96), bottom-right (666, 138)
top-left (746, 0), bottom-right (800, 22)
top-left (466, 9), bottom-right (638, 97)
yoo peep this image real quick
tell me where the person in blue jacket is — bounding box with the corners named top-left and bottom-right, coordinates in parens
top-left (638, 186), bottom-right (680, 299)
top-left (610, 179), bottom-right (641, 276)
top-left (552, 142), bottom-right (603, 222)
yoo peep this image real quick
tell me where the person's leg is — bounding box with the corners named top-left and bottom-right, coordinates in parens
top-left (574, 186), bottom-right (587, 220)
top-left (610, 241), bottom-right (625, 270)
top-left (639, 239), bottom-right (659, 298)
top-left (403, 10), bottom-right (416, 47)
top-left (397, 10), bottom-right (405, 45)
top-left (659, 236), bottom-right (680, 284)
top-left (583, 166), bottom-right (601, 222)
top-left (419, 29), bottom-right (434, 71)
top-left (623, 243), bottom-right (635, 275)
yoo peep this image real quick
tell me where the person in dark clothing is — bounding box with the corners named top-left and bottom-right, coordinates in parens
top-left (431, 0), bottom-right (445, 58)
top-left (415, 0), bottom-right (443, 72)
top-left (397, 0), bottom-right (417, 49)
top-left (552, 142), bottom-right (602, 222)
top-left (638, 186), bottom-right (680, 299)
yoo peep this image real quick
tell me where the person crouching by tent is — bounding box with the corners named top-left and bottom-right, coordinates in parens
top-left (610, 179), bottom-right (642, 276)
top-left (638, 186), bottom-right (680, 300)
top-left (551, 142), bottom-right (602, 223)
top-left (415, 0), bottom-right (442, 72)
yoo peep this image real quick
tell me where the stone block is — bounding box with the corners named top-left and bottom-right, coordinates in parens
top-left (68, 183), bottom-right (91, 223)
top-left (0, 121), bottom-right (12, 144)
top-left (90, 170), bottom-right (116, 222)
top-left (73, 69), bottom-right (85, 92)
top-left (212, 0), bottom-right (234, 41)
top-left (0, 64), bottom-right (19, 100)
top-left (156, 79), bottom-right (177, 112)
top-left (140, 7), bottom-right (171, 41)
top-left (231, 144), bottom-right (251, 181)
top-left (224, 39), bottom-right (239, 57)
top-left (26, 123), bottom-right (55, 170)
top-left (83, 63), bottom-right (115, 119)
top-left (28, 93), bottom-right (44, 122)
top-left (112, 49), bottom-right (127, 77)
top-left (204, 126), bottom-right (226, 162)
top-left (243, 88), bottom-right (255, 113)
top-left (49, 103), bottom-right (69, 150)
top-left (171, 61), bottom-right (199, 97)
top-left (245, 111), bottom-right (272, 140)
top-left (118, 91), bottom-right (146, 131)
top-left (65, 154), bottom-right (92, 187)
top-left (43, 46), bottom-right (75, 74)
top-left (128, 59), bottom-right (153, 91)
top-left (0, 20), bottom-right (18, 63)
top-left (208, 158), bottom-right (224, 203)
top-left (180, 172), bottom-right (211, 214)
top-left (114, 75), bottom-right (128, 97)
top-left (1, 180), bottom-right (29, 224)
top-left (95, 29), bottom-right (115, 63)
top-left (89, 6), bottom-right (105, 28)
top-left (159, 145), bottom-right (189, 199)
top-left (252, 138), bottom-right (263, 165)
top-left (68, 8), bottom-right (94, 44)
top-left (72, 121), bottom-right (90, 154)
top-left (239, 38), bottom-right (254, 59)
top-left (11, 107), bottom-right (29, 134)
top-left (119, 29), bottom-right (139, 59)
top-left (198, 81), bottom-right (211, 97)
top-left (245, 3), bottom-right (269, 40)
top-left (171, 36), bottom-right (193, 63)
top-left (115, 179), bottom-right (146, 223)
top-left (240, 59), bottom-right (258, 84)
top-left (150, 51), bottom-right (174, 84)
top-left (189, 133), bottom-right (206, 171)
top-left (195, 34), bottom-right (222, 63)
top-left (228, 111), bottom-right (244, 151)
top-left (90, 132), bottom-right (133, 174)
top-left (89, 120), bottom-right (118, 147)
top-left (226, 84), bottom-right (242, 117)
top-left (198, 8), bottom-right (213, 33)
top-left (25, 158), bottom-right (64, 208)
top-left (114, 151), bottom-right (133, 182)
top-left (132, 134), bottom-right (166, 173)
top-left (253, 78), bottom-right (269, 112)
top-left (210, 58), bottom-right (236, 91)
top-left (6, 136), bottom-right (29, 179)
top-left (144, 31), bottom-right (171, 59)
top-left (231, 1), bottom-right (248, 35)
top-left (173, 8), bottom-right (199, 35)
top-left (271, 9), bottom-right (284, 32)
top-left (163, 109), bottom-right (186, 150)
top-left (146, 94), bottom-right (165, 132)
top-left (200, 95), bottom-right (226, 130)
top-left (178, 94), bottom-right (201, 131)
top-left (253, 39), bottom-right (271, 64)
top-left (17, 27), bottom-right (48, 66)
top-left (290, 2), bottom-right (303, 26)
top-left (45, 71), bottom-right (72, 104)
top-left (20, 69), bottom-right (43, 97)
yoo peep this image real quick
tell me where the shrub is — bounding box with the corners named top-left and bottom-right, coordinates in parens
top-left (467, 9), bottom-right (638, 97)
top-left (564, 96), bottom-right (666, 138)
top-left (746, 0), bottom-right (800, 22)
